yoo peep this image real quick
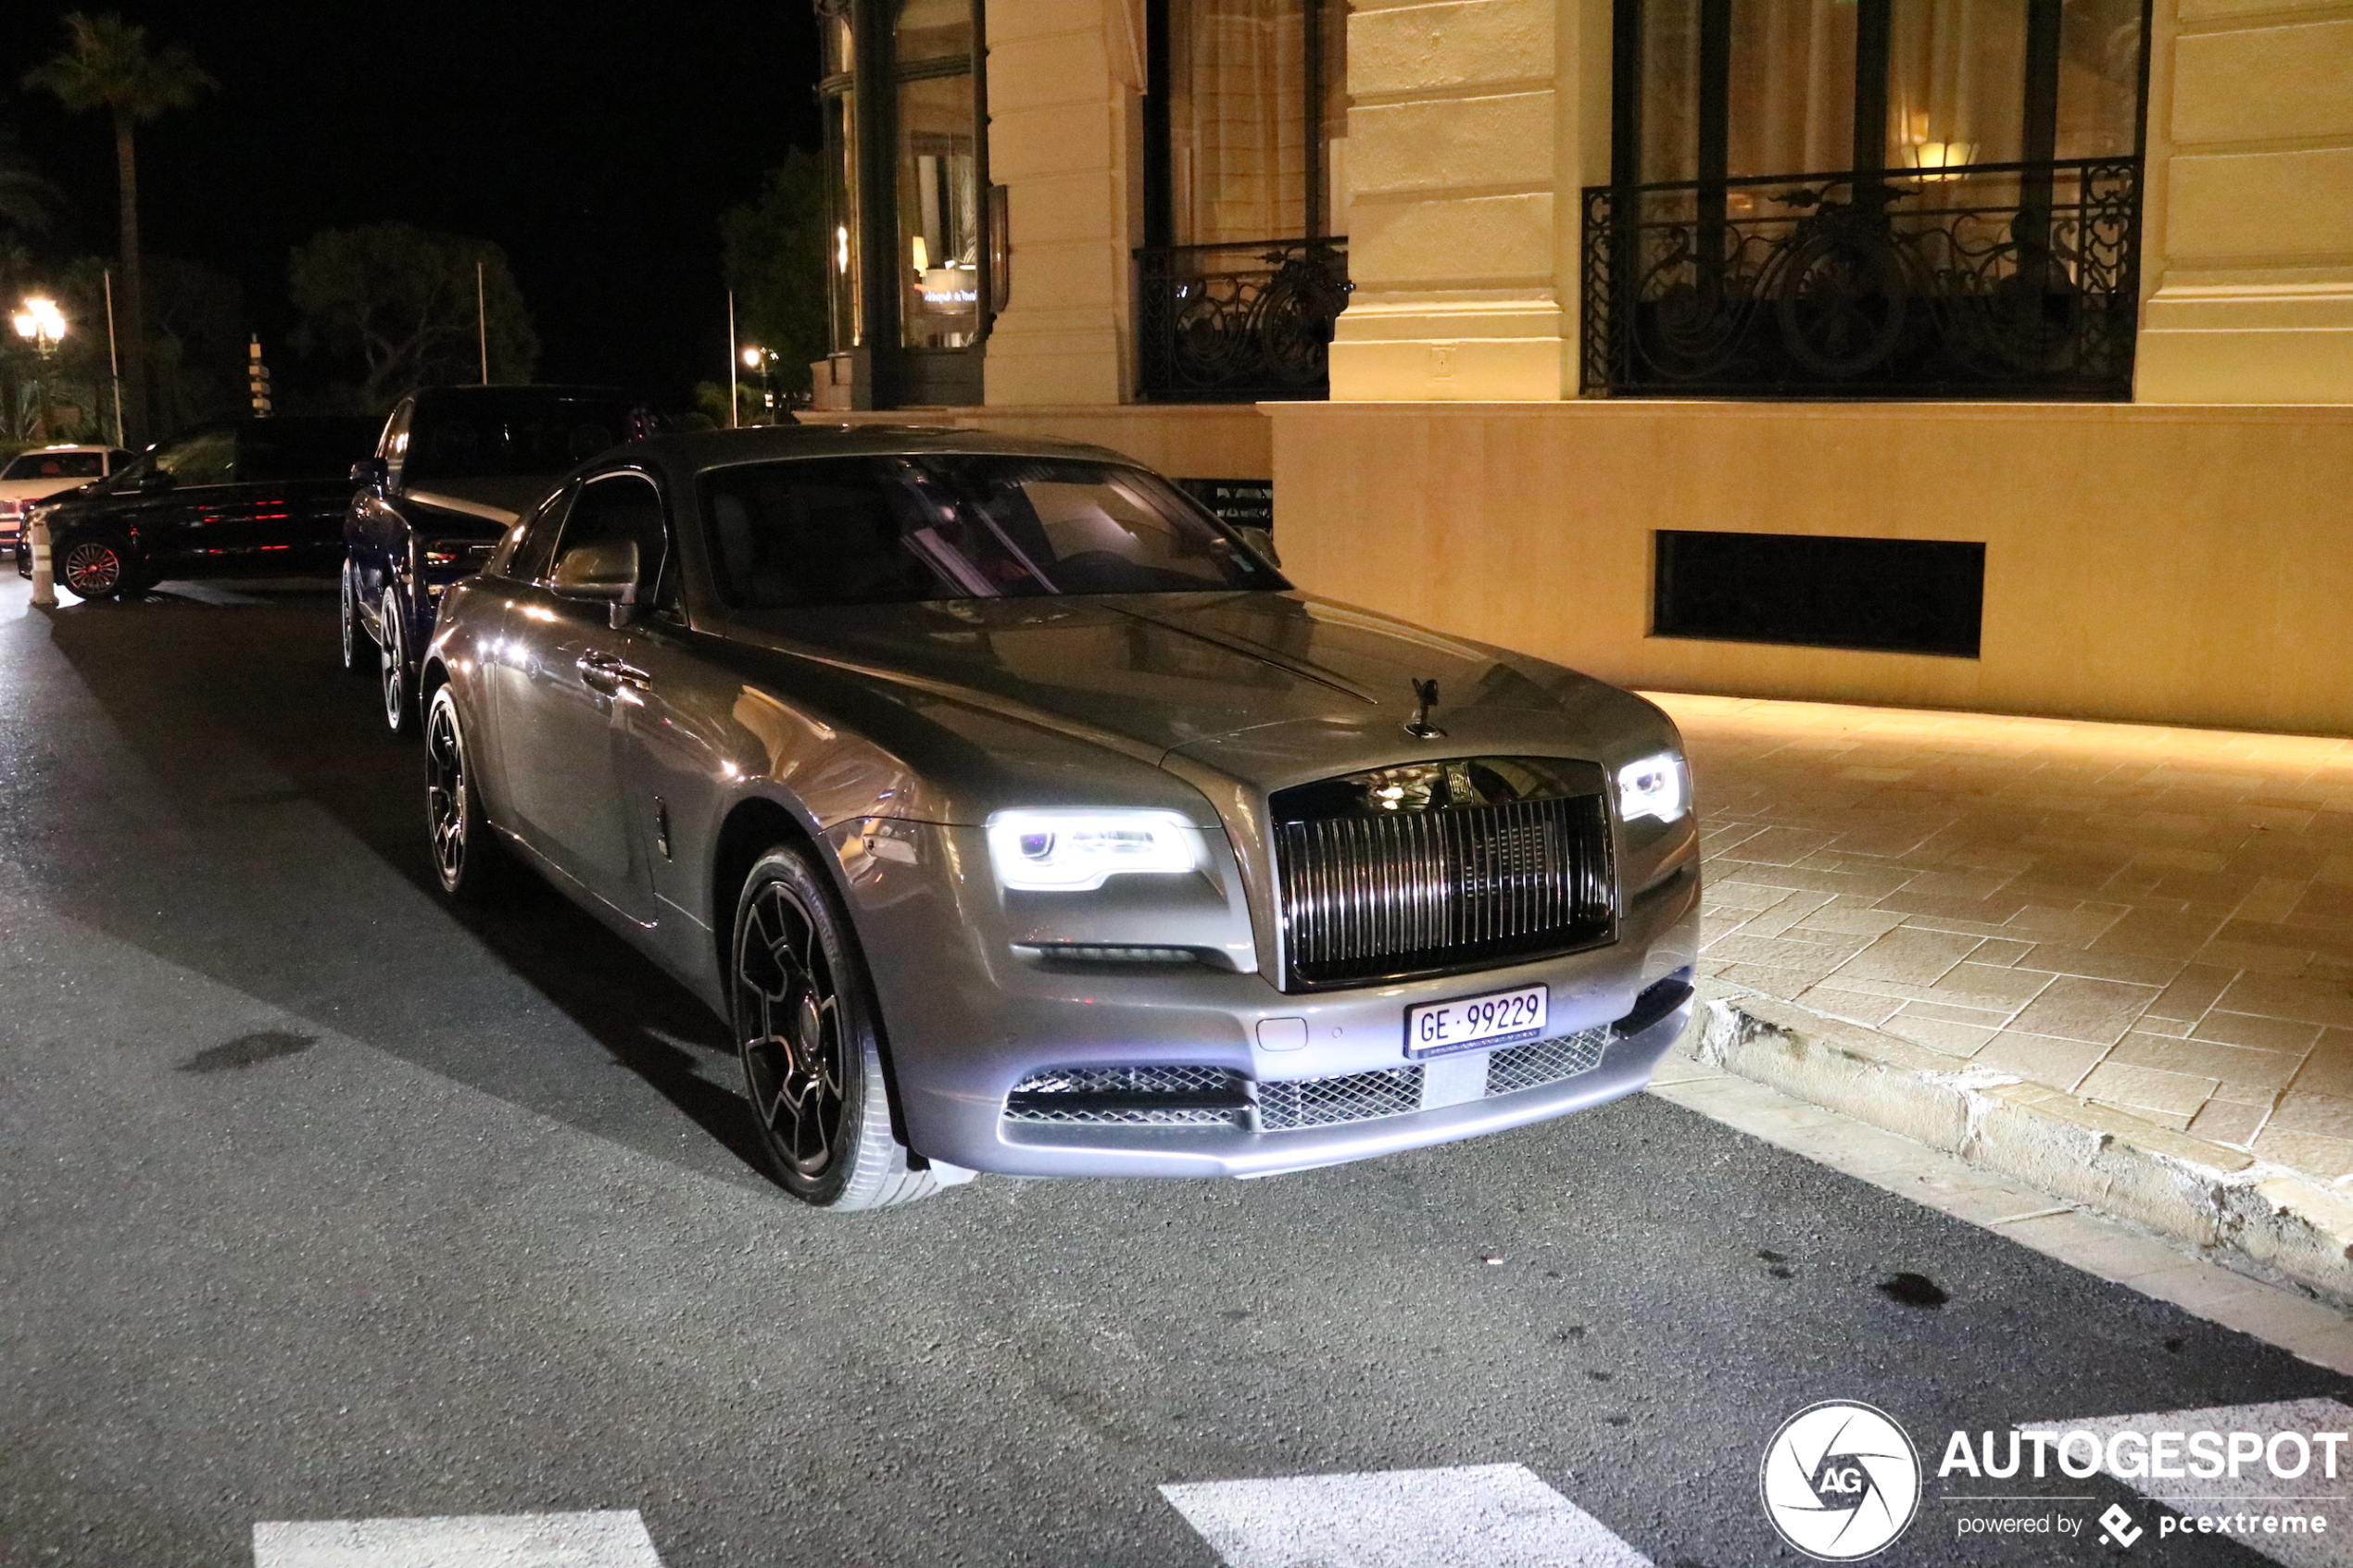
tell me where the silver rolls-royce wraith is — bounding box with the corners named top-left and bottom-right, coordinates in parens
top-left (420, 425), bottom-right (1701, 1210)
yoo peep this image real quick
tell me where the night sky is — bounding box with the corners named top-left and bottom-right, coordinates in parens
top-left (4, 1), bottom-right (823, 409)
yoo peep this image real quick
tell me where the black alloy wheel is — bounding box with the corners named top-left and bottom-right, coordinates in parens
top-left (379, 588), bottom-right (412, 734)
top-left (61, 536), bottom-right (132, 601)
top-left (423, 684), bottom-right (508, 903)
top-left (731, 847), bottom-right (944, 1210)
top-left (339, 560), bottom-right (371, 676)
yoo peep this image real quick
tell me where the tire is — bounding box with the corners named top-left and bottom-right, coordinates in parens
top-left (731, 847), bottom-right (944, 1210)
top-left (379, 587), bottom-right (414, 734)
top-left (59, 534), bottom-right (136, 601)
top-left (340, 560), bottom-right (371, 676)
top-left (423, 684), bottom-right (512, 905)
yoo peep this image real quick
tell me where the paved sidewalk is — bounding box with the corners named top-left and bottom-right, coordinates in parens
top-left (1655, 692), bottom-right (2353, 1193)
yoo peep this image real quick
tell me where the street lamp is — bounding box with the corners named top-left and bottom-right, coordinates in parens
top-left (12, 295), bottom-right (68, 358)
top-left (14, 296), bottom-right (69, 608)
top-left (741, 345), bottom-right (777, 423)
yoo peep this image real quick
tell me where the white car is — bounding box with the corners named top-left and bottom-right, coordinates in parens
top-left (0, 445), bottom-right (135, 547)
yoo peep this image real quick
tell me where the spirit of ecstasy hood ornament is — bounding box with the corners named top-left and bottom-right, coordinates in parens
top-left (1404, 678), bottom-right (1447, 740)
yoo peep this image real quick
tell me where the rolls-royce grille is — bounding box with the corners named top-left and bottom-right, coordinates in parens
top-left (1274, 793), bottom-right (1615, 988)
top-left (1256, 1065), bottom-right (1424, 1130)
top-left (1004, 1065), bottom-right (1249, 1127)
top-left (1484, 1027), bottom-right (1611, 1097)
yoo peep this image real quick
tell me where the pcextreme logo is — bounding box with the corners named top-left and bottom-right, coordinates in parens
top-left (1760, 1400), bottom-right (1924, 1561)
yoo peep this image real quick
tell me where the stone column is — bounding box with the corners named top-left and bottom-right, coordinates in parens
top-left (981, 0), bottom-right (1146, 407)
top-left (2136, 1), bottom-right (2353, 403)
top-left (1328, 0), bottom-right (1611, 401)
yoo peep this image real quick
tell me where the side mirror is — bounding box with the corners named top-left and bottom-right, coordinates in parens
top-left (350, 458), bottom-right (389, 489)
top-left (136, 470), bottom-right (177, 495)
top-left (1236, 525), bottom-right (1281, 569)
top-left (550, 537), bottom-right (642, 628)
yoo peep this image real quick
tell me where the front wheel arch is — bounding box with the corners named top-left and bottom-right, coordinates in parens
top-left (710, 794), bottom-right (924, 1162)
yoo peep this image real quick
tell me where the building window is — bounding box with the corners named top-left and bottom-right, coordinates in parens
top-left (1584, 0), bottom-right (2151, 399)
top-left (820, 10), bottom-right (862, 355)
top-left (818, 0), bottom-right (990, 408)
top-left (1138, 0), bottom-right (1351, 402)
top-left (895, 3), bottom-right (981, 351)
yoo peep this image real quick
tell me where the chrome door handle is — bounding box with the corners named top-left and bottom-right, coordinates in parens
top-left (576, 650), bottom-right (651, 692)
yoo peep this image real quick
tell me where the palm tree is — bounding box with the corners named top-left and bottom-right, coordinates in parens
top-left (0, 122), bottom-right (59, 238)
top-left (24, 13), bottom-right (215, 447)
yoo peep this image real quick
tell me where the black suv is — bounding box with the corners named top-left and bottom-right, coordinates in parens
top-left (19, 417), bottom-right (377, 599)
top-left (344, 384), bottom-right (648, 732)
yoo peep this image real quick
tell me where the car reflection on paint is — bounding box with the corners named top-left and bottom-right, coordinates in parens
top-left (419, 424), bottom-right (1700, 1210)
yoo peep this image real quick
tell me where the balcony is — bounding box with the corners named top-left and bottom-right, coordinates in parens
top-left (1580, 158), bottom-right (2142, 399)
top-left (1135, 238), bottom-right (1351, 402)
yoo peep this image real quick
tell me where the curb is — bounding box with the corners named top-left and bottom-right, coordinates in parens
top-left (1690, 979), bottom-right (2353, 1311)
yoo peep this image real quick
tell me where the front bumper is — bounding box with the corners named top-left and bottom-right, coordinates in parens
top-left (857, 831), bottom-right (1704, 1178)
top-left (978, 981), bottom-right (1695, 1178)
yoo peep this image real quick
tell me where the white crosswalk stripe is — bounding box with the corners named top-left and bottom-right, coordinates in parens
top-left (252, 1509), bottom-right (664, 1568)
top-left (2020, 1400), bottom-right (2353, 1568)
top-left (1161, 1463), bottom-right (1653, 1568)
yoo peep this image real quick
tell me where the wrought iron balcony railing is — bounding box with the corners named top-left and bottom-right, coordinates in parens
top-left (1136, 238), bottom-right (1351, 401)
top-left (1580, 158), bottom-right (2142, 399)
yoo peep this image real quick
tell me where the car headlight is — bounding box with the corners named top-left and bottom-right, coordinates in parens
top-left (1616, 750), bottom-right (1690, 823)
top-left (986, 809), bottom-right (1207, 892)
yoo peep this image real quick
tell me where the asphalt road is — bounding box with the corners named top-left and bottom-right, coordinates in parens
top-left (1, 580), bottom-right (2345, 1568)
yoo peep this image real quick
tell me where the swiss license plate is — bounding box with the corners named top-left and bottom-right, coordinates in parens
top-left (1406, 984), bottom-right (1548, 1059)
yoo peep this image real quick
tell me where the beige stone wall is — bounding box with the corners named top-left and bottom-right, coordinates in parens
top-left (979, 0), bottom-right (1146, 407)
top-left (1268, 399), bottom-right (2353, 735)
top-left (2136, 0), bottom-right (2353, 403)
top-left (1328, 0), bottom-right (1612, 401)
top-left (826, 405), bottom-right (1273, 481)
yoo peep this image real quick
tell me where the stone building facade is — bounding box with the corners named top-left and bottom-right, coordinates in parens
top-left (812, 0), bottom-right (2353, 734)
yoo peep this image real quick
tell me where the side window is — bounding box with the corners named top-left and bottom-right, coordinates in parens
top-left (502, 483), bottom-right (577, 583)
top-left (553, 474), bottom-right (672, 607)
top-left (150, 429), bottom-right (237, 488)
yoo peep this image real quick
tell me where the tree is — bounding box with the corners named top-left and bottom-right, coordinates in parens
top-left (0, 119), bottom-right (59, 238)
top-left (24, 12), bottom-right (217, 448)
top-left (145, 255), bottom-right (245, 428)
top-left (289, 223), bottom-right (537, 413)
top-left (720, 148), bottom-right (828, 398)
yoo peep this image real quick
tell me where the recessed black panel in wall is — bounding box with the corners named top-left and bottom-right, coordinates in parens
top-left (1653, 532), bottom-right (1985, 659)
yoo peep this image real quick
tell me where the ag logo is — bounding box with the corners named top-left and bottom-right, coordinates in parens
top-left (1760, 1400), bottom-right (1921, 1561)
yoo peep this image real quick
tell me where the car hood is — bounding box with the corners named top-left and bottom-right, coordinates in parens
top-left (714, 592), bottom-right (1648, 777)
top-left (0, 478), bottom-right (95, 504)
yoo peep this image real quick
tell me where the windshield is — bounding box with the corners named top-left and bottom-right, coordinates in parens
top-left (3, 451), bottom-right (104, 482)
top-left (401, 398), bottom-right (639, 483)
top-left (701, 455), bottom-right (1287, 608)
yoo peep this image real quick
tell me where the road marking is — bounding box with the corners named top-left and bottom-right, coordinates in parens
top-left (2020, 1400), bottom-right (2352, 1568)
top-left (1161, 1463), bottom-right (1652, 1568)
top-left (252, 1509), bottom-right (663, 1568)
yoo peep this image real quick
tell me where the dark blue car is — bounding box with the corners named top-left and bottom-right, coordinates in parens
top-left (343, 384), bottom-right (649, 732)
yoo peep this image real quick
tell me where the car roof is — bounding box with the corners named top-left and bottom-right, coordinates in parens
top-left (15, 444), bottom-right (114, 455)
top-left (631, 421), bottom-right (1139, 473)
